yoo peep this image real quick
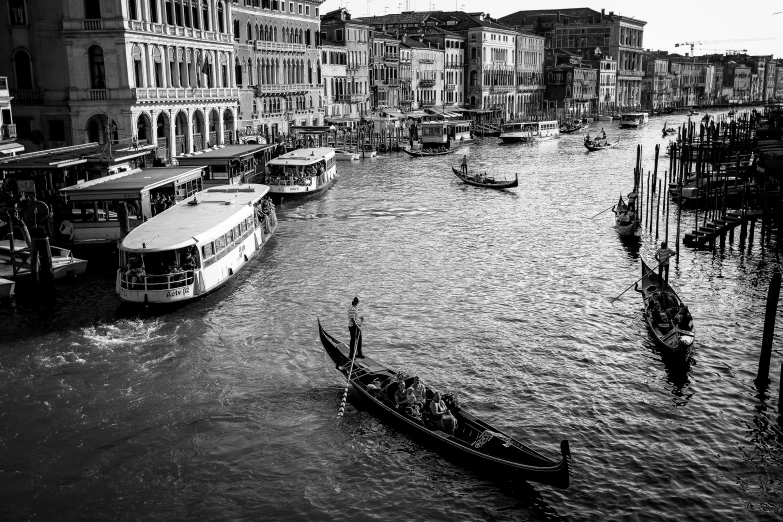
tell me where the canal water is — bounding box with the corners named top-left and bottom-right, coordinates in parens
top-left (1, 114), bottom-right (782, 520)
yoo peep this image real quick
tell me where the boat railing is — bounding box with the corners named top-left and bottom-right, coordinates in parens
top-left (119, 270), bottom-right (195, 291)
top-left (266, 177), bottom-right (313, 186)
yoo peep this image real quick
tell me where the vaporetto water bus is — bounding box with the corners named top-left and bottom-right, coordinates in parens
top-left (499, 120), bottom-right (560, 143)
top-left (619, 112), bottom-right (650, 129)
top-left (265, 147), bottom-right (338, 200)
top-left (116, 184), bottom-right (276, 305)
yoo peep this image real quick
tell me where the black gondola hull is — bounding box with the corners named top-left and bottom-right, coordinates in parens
top-left (317, 320), bottom-right (571, 489)
top-left (451, 166), bottom-right (518, 189)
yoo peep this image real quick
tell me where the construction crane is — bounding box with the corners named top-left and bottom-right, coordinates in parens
top-left (674, 38), bottom-right (774, 56)
top-left (699, 48), bottom-right (748, 55)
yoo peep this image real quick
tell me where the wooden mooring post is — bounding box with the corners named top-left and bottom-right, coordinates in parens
top-left (656, 179), bottom-right (661, 240)
top-left (756, 268), bottom-right (781, 391)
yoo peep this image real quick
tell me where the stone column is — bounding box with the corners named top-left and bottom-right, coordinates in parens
top-left (168, 109), bottom-right (176, 160)
top-left (217, 105), bottom-right (224, 144)
top-left (186, 108), bottom-right (194, 153)
top-left (149, 109), bottom-right (158, 147)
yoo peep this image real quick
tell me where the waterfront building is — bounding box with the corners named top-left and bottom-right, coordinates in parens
top-left (1, 0), bottom-right (240, 161)
top-left (763, 60), bottom-right (777, 102)
top-left (399, 43), bottom-right (414, 112)
top-left (498, 8), bottom-right (646, 108)
top-left (357, 11), bottom-right (542, 118)
top-left (641, 53), bottom-right (671, 111)
top-left (544, 52), bottom-right (597, 117)
top-left (589, 56), bottom-right (617, 113)
top-left (0, 76), bottom-right (23, 157)
top-left (419, 28), bottom-right (465, 108)
top-left (723, 63), bottom-right (752, 104)
top-left (399, 36), bottom-right (443, 112)
top-left (320, 9), bottom-right (370, 119)
top-left (320, 44), bottom-right (349, 120)
top-left (370, 32), bottom-right (401, 111)
top-left (231, 0), bottom-right (325, 141)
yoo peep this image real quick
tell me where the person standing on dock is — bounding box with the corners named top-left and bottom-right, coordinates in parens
top-left (655, 242), bottom-right (676, 288)
top-left (348, 297), bottom-right (364, 359)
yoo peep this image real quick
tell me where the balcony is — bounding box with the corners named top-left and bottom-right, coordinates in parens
top-left (254, 84), bottom-right (313, 95)
top-left (418, 79), bottom-right (436, 88)
top-left (419, 58), bottom-right (434, 64)
top-left (1, 124), bottom-right (17, 140)
top-left (384, 53), bottom-right (399, 62)
top-left (255, 41), bottom-right (306, 53)
top-left (619, 70), bottom-right (645, 78)
top-left (490, 85), bottom-right (515, 93)
top-left (133, 86), bottom-right (240, 102)
top-left (384, 78), bottom-right (400, 86)
top-left (421, 100), bottom-right (437, 106)
top-left (446, 84), bottom-right (456, 91)
top-left (10, 89), bottom-right (42, 104)
top-left (336, 94), bottom-right (365, 103)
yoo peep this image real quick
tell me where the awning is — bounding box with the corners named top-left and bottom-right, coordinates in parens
top-left (406, 111), bottom-right (429, 119)
top-left (0, 142), bottom-right (25, 155)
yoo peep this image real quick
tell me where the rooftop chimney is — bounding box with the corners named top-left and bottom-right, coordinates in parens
top-left (601, 8), bottom-right (605, 20)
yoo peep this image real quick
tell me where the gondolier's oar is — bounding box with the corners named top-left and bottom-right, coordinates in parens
top-left (590, 204), bottom-right (616, 219)
top-left (610, 264), bottom-right (657, 303)
top-left (337, 325), bottom-right (361, 418)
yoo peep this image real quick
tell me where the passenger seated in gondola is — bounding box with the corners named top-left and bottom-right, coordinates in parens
top-left (393, 380), bottom-right (409, 409)
top-left (410, 376), bottom-right (426, 405)
top-left (404, 388), bottom-right (421, 418)
top-left (675, 305), bottom-right (693, 331)
top-left (367, 377), bottom-right (384, 398)
top-left (430, 391), bottom-right (457, 435)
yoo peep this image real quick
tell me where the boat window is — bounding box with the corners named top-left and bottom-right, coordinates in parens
top-left (214, 235), bottom-right (226, 252)
top-left (245, 216), bottom-right (254, 230)
top-left (212, 165), bottom-right (229, 180)
top-left (202, 242), bottom-right (214, 258)
top-left (233, 224), bottom-right (241, 239)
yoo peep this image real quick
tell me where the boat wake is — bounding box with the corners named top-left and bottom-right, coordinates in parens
top-left (77, 319), bottom-right (167, 350)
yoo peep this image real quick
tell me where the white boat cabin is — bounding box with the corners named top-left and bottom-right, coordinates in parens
top-left (265, 148), bottom-right (337, 198)
top-left (116, 184), bottom-right (276, 304)
top-left (59, 166), bottom-right (204, 244)
top-left (619, 113), bottom-right (649, 127)
top-left (499, 120), bottom-right (559, 142)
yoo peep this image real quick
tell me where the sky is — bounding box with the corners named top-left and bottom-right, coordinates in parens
top-left (320, 0), bottom-right (782, 58)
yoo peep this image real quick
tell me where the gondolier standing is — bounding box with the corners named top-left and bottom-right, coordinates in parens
top-left (655, 241), bottom-right (676, 288)
top-left (461, 155), bottom-right (468, 175)
top-left (348, 297), bottom-right (364, 359)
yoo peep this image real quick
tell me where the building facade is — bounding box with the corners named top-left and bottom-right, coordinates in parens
top-left (320, 43), bottom-right (347, 118)
top-left (499, 8), bottom-right (646, 108)
top-left (2, 0), bottom-right (240, 160)
top-left (420, 28), bottom-right (465, 108)
top-left (369, 31), bottom-right (400, 111)
top-left (231, 0), bottom-right (325, 140)
top-left (591, 56), bottom-right (617, 112)
top-left (320, 8), bottom-right (370, 119)
top-left (399, 43), bottom-right (414, 112)
top-left (513, 31), bottom-right (546, 118)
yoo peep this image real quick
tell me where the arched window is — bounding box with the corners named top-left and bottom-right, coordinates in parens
top-left (235, 57), bottom-right (242, 85)
top-left (273, 26), bottom-right (277, 41)
top-left (202, 1), bottom-right (210, 31)
top-left (471, 47), bottom-right (476, 60)
top-left (247, 58), bottom-right (253, 85)
top-left (307, 60), bottom-right (312, 84)
top-left (88, 46), bottom-right (106, 89)
top-left (84, 0), bottom-right (101, 18)
top-left (13, 49), bottom-right (33, 89)
top-left (129, 0), bottom-right (139, 20)
top-left (217, 2), bottom-right (225, 33)
top-left (469, 70), bottom-right (477, 87)
top-left (255, 24), bottom-right (259, 41)
top-left (192, 0), bottom-right (199, 28)
top-left (233, 19), bottom-right (240, 40)
top-left (246, 21), bottom-right (251, 41)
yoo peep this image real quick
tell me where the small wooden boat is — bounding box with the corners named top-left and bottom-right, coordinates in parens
top-left (662, 121), bottom-right (677, 136)
top-left (0, 237), bottom-right (88, 280)
top-left (317, 320), bottom-right (572, 489)
top-left (0, 276), bottom-right (15, 300)
top-left (584, 138), bottom-right (614, 151)
top-left (451, 166), bottom-right (518, 190)
top-left (635, 259), bottom-right (695, 357)
top-left (334, 149), bottom-right (359, 161)
top-left (403, 147), bottom-right (459, 157)
top-left (559, 122), bottom-right (582, 134)
top-left (613, 194), bottom-right (639, 236)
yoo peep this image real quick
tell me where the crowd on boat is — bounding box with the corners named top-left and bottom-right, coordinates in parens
top-left (266, 160), bottom-right (328, 186)
top-left (648, 292), bottom-right (693, 334)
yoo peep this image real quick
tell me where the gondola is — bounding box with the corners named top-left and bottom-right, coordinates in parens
top-left (403, 147), bottom-right (459, 157)
top-left (559, 123), bottom-right (582, 134)
top-left (317, 320), bottom-right (572, 489)
top-left (635, 259), bottom-right (695, 358)
top-left (451, 166), bottom-right (518, 190)
top-left (612, 194), bottom-right (639, 236)
top-left (584, 138), bottom-right (615, 151)
top-left (661, 121), bottom-right (677, 137)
